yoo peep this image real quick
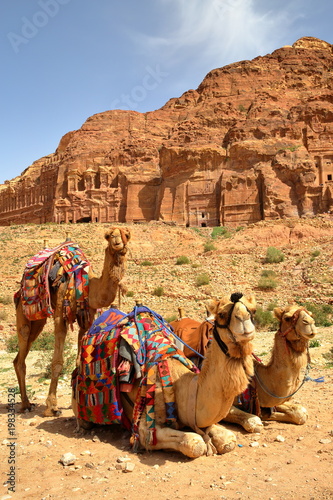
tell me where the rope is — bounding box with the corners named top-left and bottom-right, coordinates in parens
top-left (254, 363), bottom-right (314, 400)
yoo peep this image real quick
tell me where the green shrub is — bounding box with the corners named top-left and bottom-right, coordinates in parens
top-left (34, 340), bottom-right (76, 379)
top-left (0, 295), bottom-right (13, 305)
top-left (311, 249), bottom-right (320, 259)
top-left (267, 301), bottom-right (278, 311)
top-left (126, 290), bottom-right (134, 297)
top-left (254, 306), bottom-right (278, 330)
top-left (0, 310), bottom-right (8, 321)
top-left (6, 330), bottom-right (55, 353)
top-left (191, 263), bottom-right (200, 269)
top-left (164, 314), bottom-right (177, 323)
top-left (152, 286), bottom-right (164, 297)
top-left (204, 241), bottom-right (216, 252)
top-left (211, 226), bottom-right (230, 239)
top-left (140, 260), bottom-right (153, 266)
top-left (265, 246), bottom-right (284, 263)
top-left (261, 269), bottom-right (277, 278)
top-left (257, 277), bottom-right (278, 290)
top-left (176, 255), bottom-right (190, 265)
top-left (309, 339), bottom-right (321, 348)
top-left (195, 273), bottom-right (210, 287)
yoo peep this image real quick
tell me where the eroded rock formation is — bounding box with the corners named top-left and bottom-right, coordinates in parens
top-left (1, 36), bottom-right (333, 227)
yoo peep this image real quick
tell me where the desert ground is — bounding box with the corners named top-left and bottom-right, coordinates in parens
top-left (0, 219), bottom-right (332, 500)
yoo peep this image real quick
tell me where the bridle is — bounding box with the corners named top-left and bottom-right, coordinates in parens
top-left (213, 293), bottom-right (254, 358)
top-left (254, 307), bottom-right (314, 399)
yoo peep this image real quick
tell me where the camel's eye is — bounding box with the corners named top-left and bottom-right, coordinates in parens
top-left (218, 312), bottom-right (226, 320)
top-left (285, 316), bottom-right (291, 322)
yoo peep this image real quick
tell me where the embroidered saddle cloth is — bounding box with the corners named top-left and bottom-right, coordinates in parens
top-left (15, 241), bottom-right (91, 328)
top-left (72, 306), bottom-right (199, 445)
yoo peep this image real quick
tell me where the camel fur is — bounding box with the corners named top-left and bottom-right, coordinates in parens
top-left (14, 226), bottom-right (130, 417)
top-left (73, 293), bottom-right (257, 458)
top-left (172, 303), bottom-right (317, 433)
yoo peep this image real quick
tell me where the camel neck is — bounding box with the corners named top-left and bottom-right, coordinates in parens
top-left (195, 337), bottom-right (253, 428)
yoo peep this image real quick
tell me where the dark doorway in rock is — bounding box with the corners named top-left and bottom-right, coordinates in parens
top-left (76, 217), bottom-right (92, 223)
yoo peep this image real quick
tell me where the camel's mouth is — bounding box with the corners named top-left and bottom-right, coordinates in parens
top-left (113, 242), bottom-right (125, 250)
top-left (240, 331), bottom-right (255, 341)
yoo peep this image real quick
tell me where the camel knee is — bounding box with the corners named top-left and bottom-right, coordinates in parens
top-left (50, 360), bottom-right (64, 379)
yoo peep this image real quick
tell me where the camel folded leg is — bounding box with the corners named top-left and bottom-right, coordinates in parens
top-left (138, 423), bottom-right (236, 458)
top-left (14, 306), bottom-right (46, 413)
top-left (223, 405), bottom-right (264, 433)
top-left (139, 425), bottom-right (208, 458)
top-left (262, 402), bottom-right (308, 425)
top-left (207, 423), bottom-right (237, 453)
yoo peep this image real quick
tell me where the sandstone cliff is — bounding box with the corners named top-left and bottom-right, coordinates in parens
top-left (1, 36), bottom-right (333, 227)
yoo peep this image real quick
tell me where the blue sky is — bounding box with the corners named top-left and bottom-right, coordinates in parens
top-left (1, 0), bottom-right (332, 185)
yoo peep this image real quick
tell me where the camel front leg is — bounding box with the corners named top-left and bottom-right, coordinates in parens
top-left (223, 405), bottom-right (264, 433)
top-left (139, 425), bottom-right (207, 458)
top-left (44, 317), bottom-right (67, 417)
top-left (207, 423), bottom-right (237, 453)
top-left (263, 402), bottom-right (308, 425)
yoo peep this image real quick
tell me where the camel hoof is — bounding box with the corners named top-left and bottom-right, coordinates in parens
top-left (219, 440), bottom-right (236, 454)
top-left (43, 408), bottom-right (62, 417)
top-left (244, 416), bottom-right (264, 433)
top-left (77, 419), bottom-right (94, 431)
top-left (21, 403), bottom-right (35, 413)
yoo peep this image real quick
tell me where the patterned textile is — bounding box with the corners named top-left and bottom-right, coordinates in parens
top-left (72, 306), bottom-right (199, 446)
top-left (16, 241), bottom-right (91, 328)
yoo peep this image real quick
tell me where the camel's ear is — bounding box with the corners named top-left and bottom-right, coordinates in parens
top-left (206, 299), bottom-right (219, 316)
top-left (245, 294), bottom-right (256, 307)
top-left (274, 307), bottom-right (284, 320)
top-left (104, 228), bottom-right (115, 241)
top-left (122, 228), bottom-right (131, 241)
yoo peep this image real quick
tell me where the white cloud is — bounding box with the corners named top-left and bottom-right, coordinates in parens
top-left (133, 0), bottom-right (305, 70)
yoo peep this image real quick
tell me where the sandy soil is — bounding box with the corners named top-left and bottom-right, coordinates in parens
top-left (0, 221), bottom-right (333, 500)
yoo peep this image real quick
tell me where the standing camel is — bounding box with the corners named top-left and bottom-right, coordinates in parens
top-left (14, 227), bottom-right (130, 417)
top-left (172, 303), bottom-right (317, 432)
top-left (73, 293), bottom-right (257, 458)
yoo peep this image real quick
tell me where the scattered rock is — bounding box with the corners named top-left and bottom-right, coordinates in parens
top-left (59, 453), bottom-right (76, 466)
top-left (275, 435), bottom-right (285, 442)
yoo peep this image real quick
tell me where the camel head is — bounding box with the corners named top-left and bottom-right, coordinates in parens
top-left (104, 227), bottom-right (131, 254)
top-left (274, 304), bottom-right (317, 341)
top-left (207, 293), bottom-right (256, 346)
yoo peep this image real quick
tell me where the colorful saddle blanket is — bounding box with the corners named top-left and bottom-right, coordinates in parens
top-left (72, 306), bottom-right (199, 446)
top-left (15, 241), bottom-right (91, 328)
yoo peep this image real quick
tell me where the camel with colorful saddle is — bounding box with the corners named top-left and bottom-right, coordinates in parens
top-left (14, 226), bottom-right (130, 417)
top-left (171, 302), bottom-right (318, 432)
top-left (72, 293), bottom-right (257, 458)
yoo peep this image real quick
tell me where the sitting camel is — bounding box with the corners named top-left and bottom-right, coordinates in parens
top-left (171, 303), bottom-right (317, 433)
top-left (72, 293), bottom-right (257, 458)
top-left (14, 227), bottom-right (131, 417)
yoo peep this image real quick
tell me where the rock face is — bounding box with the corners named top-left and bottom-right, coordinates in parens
top-left (1, 36), bottom-right (333, 227)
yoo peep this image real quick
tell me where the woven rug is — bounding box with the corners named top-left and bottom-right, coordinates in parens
top-left (72, 306), bottom-right (199, 445)
top-left (15, 241), bottom-right (91, 328)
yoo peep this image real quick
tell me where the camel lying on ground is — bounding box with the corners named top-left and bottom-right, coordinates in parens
top-left (171, 303), bottom-right (317, 433)
top-left (14, 227), bottom-right (130, 417)
top-left (72, 293), bottom-right (257, 458)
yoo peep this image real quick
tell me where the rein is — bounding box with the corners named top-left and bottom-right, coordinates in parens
top-left (254, 308), bottom-right (323, 399)
top-left (254, 363), bottom-right (312, 400)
